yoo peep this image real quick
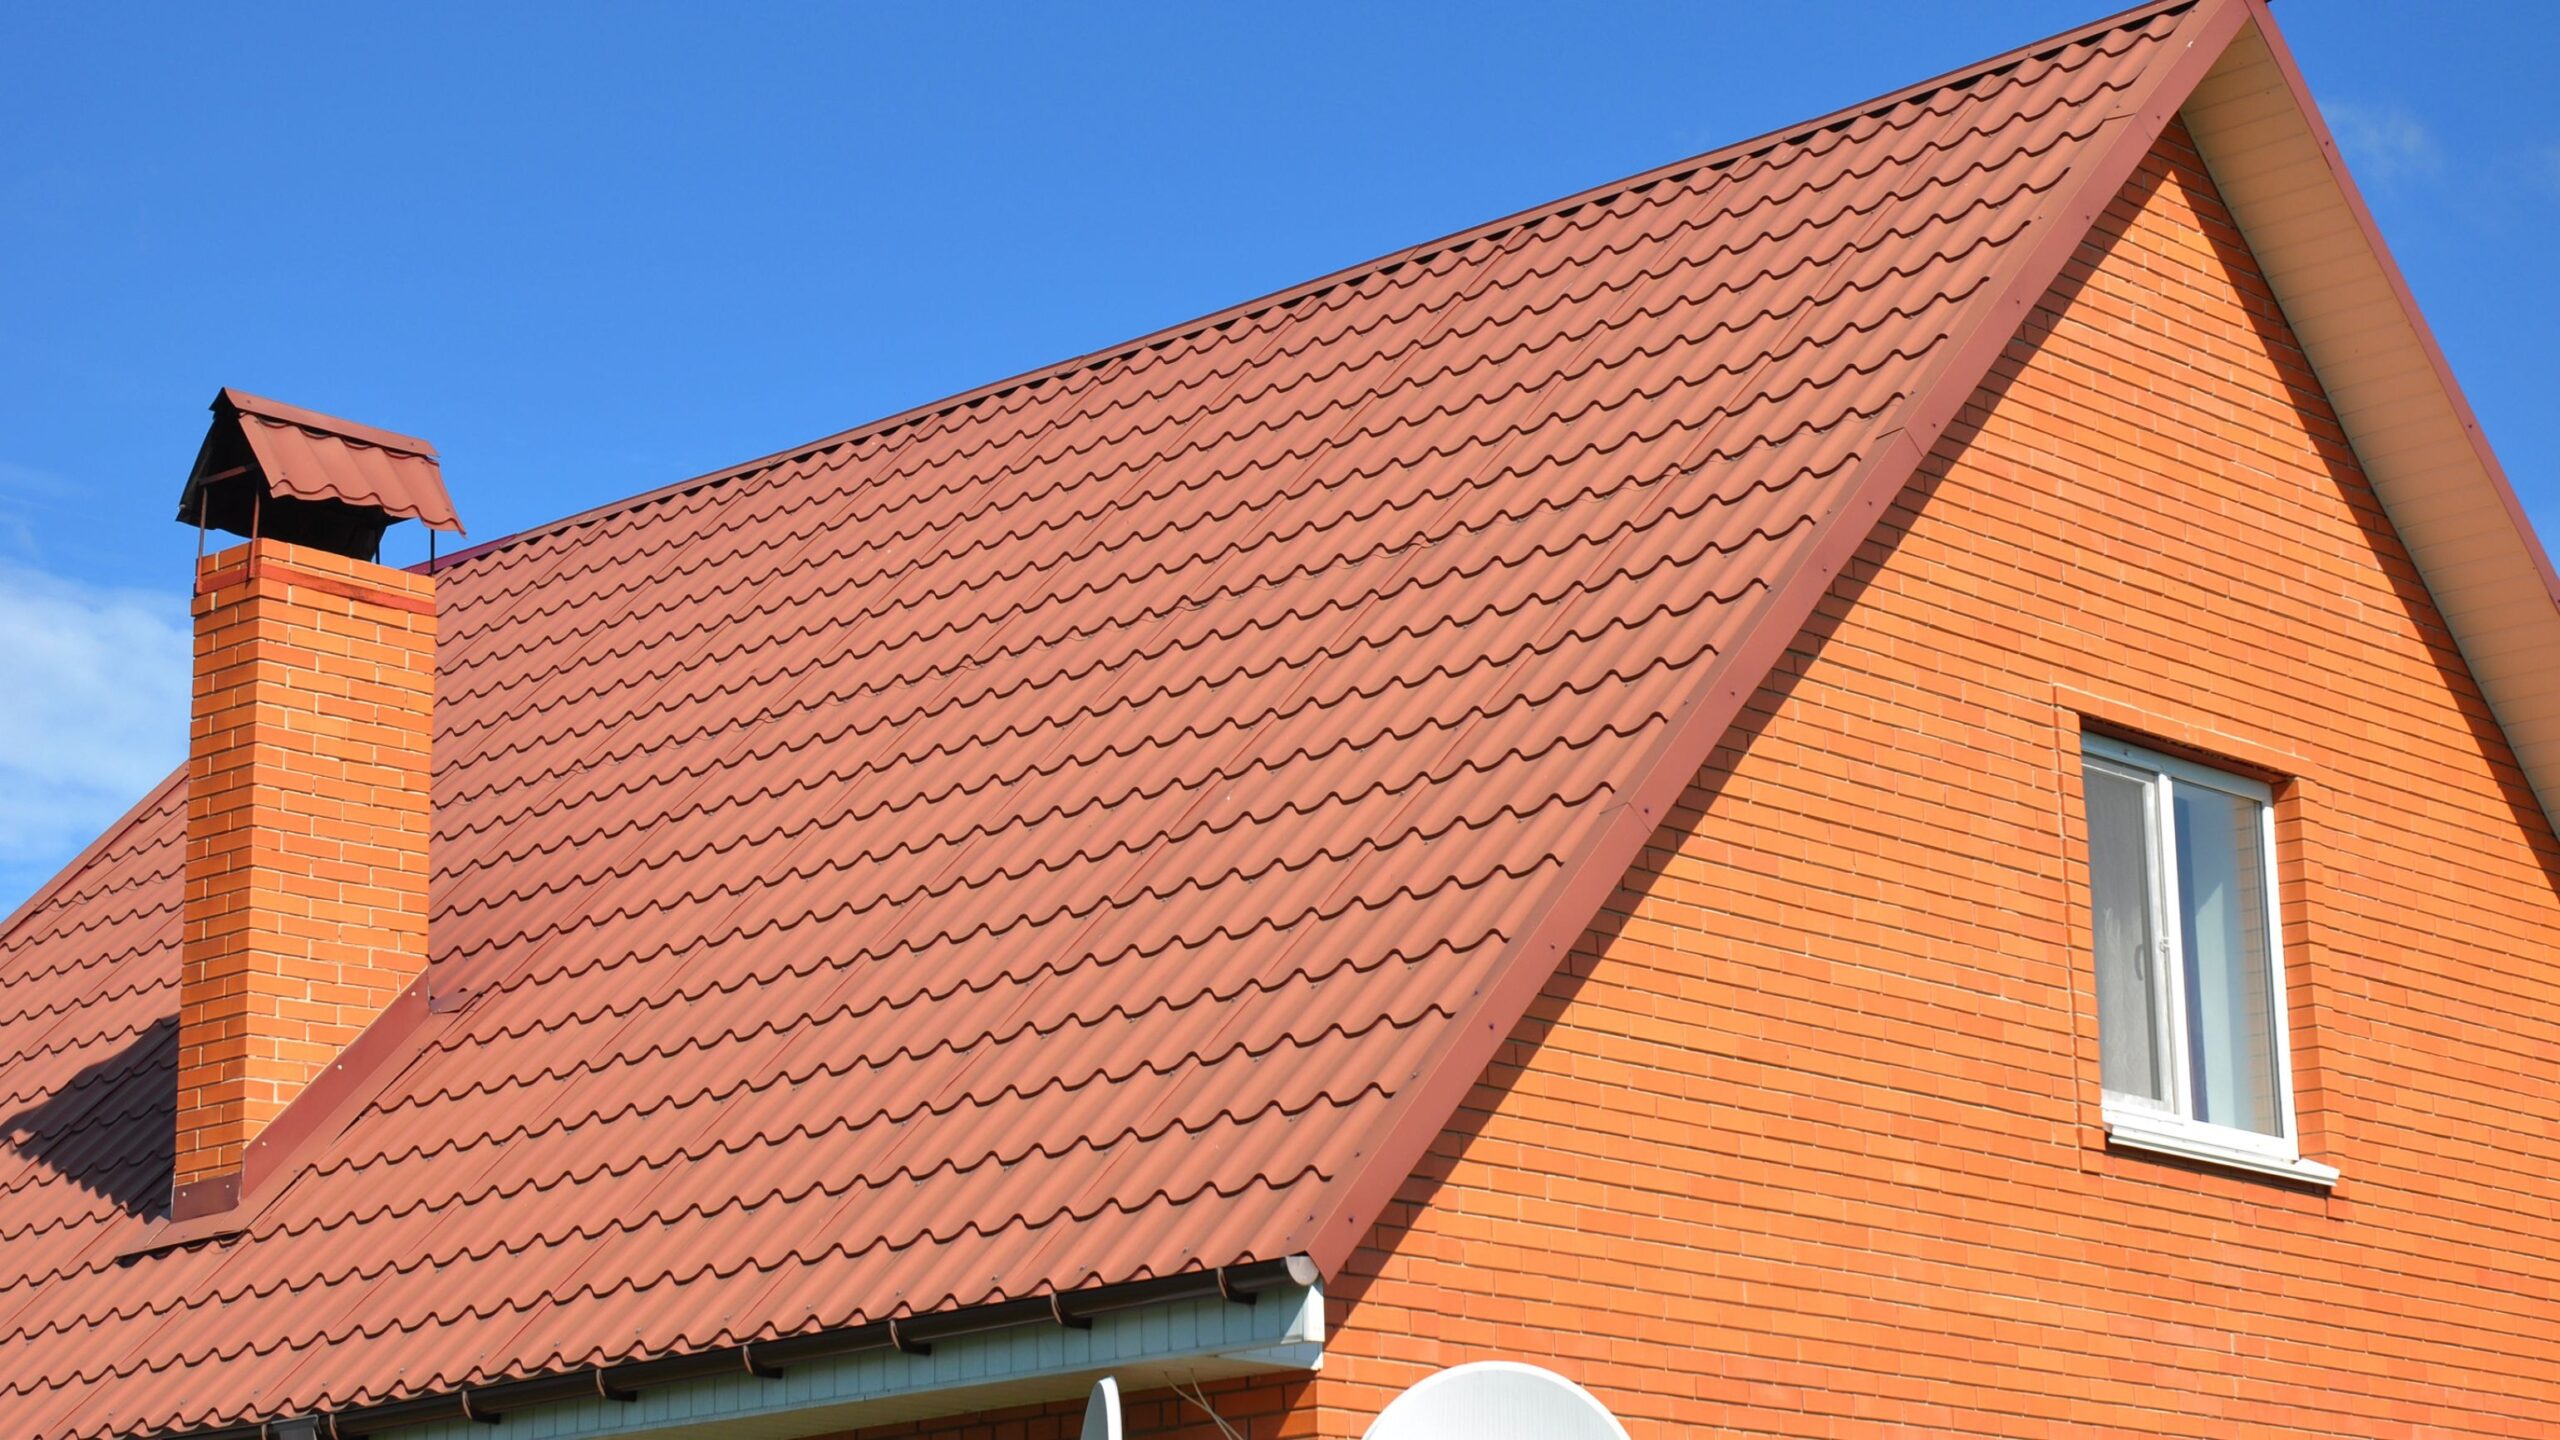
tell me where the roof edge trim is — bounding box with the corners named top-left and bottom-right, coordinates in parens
top-left (0, 766), bottom-right (182, 943)
top-left (1282, 0), bottom-right (2252, 1278)
top-left (424, 0), bottom-right (2201, 576)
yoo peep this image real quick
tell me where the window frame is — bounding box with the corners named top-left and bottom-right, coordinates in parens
top-left (2080, 734), bottom-right (2337, 1187)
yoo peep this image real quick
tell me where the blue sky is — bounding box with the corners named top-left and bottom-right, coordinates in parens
top-left (2, 1), bottom-right (2554, 910)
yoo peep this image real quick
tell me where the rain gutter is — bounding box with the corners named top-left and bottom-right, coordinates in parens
top-left (160, 1257), bottom-right (1320, 1440)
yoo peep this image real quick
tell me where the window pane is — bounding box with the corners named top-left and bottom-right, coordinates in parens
top-left (2172, 781), bottom-right (2282, 1136)
top-left (2084, 766), bottom-right (2165, 1103)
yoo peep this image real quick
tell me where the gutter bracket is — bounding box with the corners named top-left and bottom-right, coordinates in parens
top-left (168, 1254), bottom-right (1319, 1439)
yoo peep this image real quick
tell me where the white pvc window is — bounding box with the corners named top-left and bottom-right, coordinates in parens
top-left (2080, 735), bottom-right (2334, 1186)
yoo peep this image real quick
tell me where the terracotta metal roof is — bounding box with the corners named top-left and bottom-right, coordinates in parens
top-left (0, 5), bottom-right (2309, 1435)
top-left (177, 387), bottom-right (464, 535)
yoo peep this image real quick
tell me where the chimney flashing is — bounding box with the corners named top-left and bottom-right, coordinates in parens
top-left (125, 973), bottom-right (451, 1256)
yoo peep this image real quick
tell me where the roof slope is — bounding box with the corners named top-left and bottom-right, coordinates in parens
top-left (0, 4), bottom-right (2323, 1434)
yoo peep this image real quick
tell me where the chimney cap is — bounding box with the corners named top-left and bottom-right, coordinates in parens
top-left (176, 388), bottom-right (464, 559)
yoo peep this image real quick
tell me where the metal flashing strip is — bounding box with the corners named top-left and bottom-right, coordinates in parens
top-left (385, 1282), bottom-right (1322, 1440)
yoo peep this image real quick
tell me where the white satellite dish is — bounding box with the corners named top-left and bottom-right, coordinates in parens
top-left (1361, 1361), bottom-right (1628, 1440)
top-left (1079, 1375), bottom-right (1123, 1440)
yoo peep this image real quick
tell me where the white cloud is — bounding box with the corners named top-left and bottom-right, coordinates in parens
top-left (0, 562), bottom-right (191, 912)
top-left (2321, 100), bottom-right (2441, 183)
top-left (0, 460), bottom-right (76, 565)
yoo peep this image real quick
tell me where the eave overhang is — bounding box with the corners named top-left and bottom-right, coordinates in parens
top-left (152, 1259), bottom-right (1320, 1440)
top-left (2182, 3), bottom-right (2560, 830)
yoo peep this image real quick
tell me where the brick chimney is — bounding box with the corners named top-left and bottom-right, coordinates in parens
top-left (170, 390), bottom-right (462, 1216)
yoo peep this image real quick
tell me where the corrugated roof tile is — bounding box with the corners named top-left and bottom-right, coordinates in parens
top-left (0, 6), bottom-right (2220, 1434)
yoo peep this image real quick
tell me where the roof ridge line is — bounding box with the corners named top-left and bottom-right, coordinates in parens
top-left (421, 0), bottom-right (2199, 577)
top-left (1277, 0), bottom-right (2250, 1278)
top-left (218, 388), bottom-right (440, 459)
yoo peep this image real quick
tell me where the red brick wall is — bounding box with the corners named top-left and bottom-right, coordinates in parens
top-left (822, 121), bottom-right (2560, 1440)
top-left (177, 539), bottom-right (437, 1187)
top-left (1309, 121), bottom-right (2560, 1439)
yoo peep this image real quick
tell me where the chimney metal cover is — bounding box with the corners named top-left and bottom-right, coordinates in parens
top-left (176, 388), bottom-right (462, 560)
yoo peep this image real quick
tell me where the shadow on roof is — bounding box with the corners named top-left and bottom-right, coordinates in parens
top-left (2, 1014), bottom-right (175, 1225)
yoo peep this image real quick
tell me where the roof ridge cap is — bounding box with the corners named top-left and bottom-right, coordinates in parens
top-left (423, 0), bottom-right (2201, 577)
top-left (217, 388), bottom-right (440, 460)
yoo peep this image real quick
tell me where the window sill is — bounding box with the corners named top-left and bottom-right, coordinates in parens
top-left (2102, 1106), bottom-right (2339, 1189)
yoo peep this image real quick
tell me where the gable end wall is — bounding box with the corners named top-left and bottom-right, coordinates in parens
top-left (820, 119), bottom-right (2560, 1440)
top-left (1306, 117), bottom-right (2560, 1440)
